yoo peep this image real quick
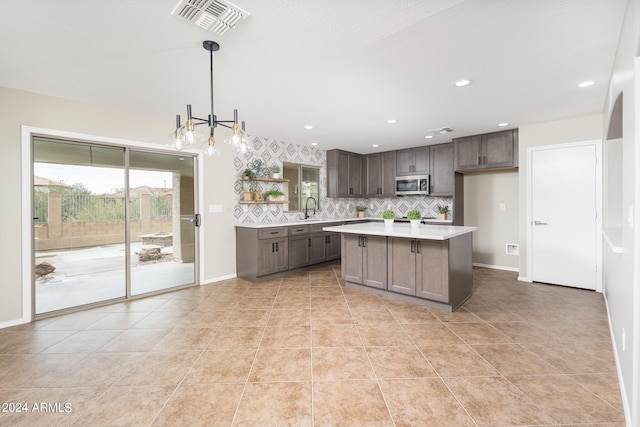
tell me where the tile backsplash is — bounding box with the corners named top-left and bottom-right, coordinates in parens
top-left (234, 136), bottom-right (452, 225)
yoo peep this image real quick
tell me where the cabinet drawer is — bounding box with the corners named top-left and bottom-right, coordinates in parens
top-left (289, 224), bottom-right (310, 235)
top-left (258, 227), bottom-right (289, 239)
top-left (310, 222), bottom-right (337, 233)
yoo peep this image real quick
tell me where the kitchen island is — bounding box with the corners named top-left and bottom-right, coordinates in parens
top-left (323, 222), bottom-right (477, 311)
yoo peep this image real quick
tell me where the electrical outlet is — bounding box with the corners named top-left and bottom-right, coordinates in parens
top-left (499, 203), bottom-right (506, 211)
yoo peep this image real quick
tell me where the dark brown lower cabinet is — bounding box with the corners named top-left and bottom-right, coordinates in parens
top-left (310, 232), bottom-right (341, 264)
top-left (342, 234), bottom-right (387, 289)
top-left (257, 238), bottom-right (288, 277)
top-left (388, 237), bottom-right (448, 302)
top-left (289, 234), bottom-right (311, 269)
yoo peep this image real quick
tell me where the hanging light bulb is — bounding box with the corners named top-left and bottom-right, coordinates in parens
top-left (204, 126), bottom-right (218, 156)
top-left (225, 110), bottom-right (251, 152)
top-left (168, 115), bottom-right (186, 150)
top-left (182, 105), bottom-right (205, 146)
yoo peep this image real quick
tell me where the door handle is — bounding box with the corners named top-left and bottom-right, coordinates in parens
top-left (194, 214), bottom-right (201, 227)
top-left (534, 220), bottom-right (549, 226)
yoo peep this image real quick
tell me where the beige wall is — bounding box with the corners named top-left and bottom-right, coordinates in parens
top-left (517, 114), bottom-right (603, 279)
top-left (464, 170), bottom-right (519, 270)
top-left (0, 86), bottom-right (237, 326)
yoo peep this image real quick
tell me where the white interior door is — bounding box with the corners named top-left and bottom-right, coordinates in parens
top-left (530, 143), bottom-right (599, 290)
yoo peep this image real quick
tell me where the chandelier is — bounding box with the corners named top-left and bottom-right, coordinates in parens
top-left (168, 40), bottom-right (251, 156)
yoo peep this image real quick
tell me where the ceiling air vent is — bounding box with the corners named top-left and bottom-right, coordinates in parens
top-left (427, 127), bottom-right (454, 135)
top-left (171, 0), bottom-right (249, 36)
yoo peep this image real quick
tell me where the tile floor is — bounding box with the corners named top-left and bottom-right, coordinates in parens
top-left (0, 265), bottom-right (625, 426)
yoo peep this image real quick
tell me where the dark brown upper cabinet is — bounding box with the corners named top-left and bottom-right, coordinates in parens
top-left (396, 146), bottom-right (430, 176)
top-left (365, 151), bottom-right (397, 197)
top-left (454, 129), bottom-right (518, 171)
top-left (429, 142), bottom-right (454, 196)
top-left (327, 149), bottom-right (364, 198)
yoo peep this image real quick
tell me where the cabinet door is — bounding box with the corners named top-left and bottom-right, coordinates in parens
top-left (396, 149), bottom-right (413, 176)
top-left (310, 233), bottom-right (327, 264)
top-left (430, 143), bottom-right (454, 196)
top-left (325, 232), bottom-right (341, 260)
top-left (289, 235), bottom-right (311, 269)
top-left (362, 235), bottom-right (387, 289)
top-left (365, 154), bottom-right (382, 197)
top-left (343, 234), bottom-right (364, 284)
top-left (257, 239), bottom-right (276, 276)
top-left (482, 131), bottom-right (514, 168)
top-left (348, 153), bottom-right (363, 197)
top-left (454, 135), bottom-right (482, 171)
top-left (273, 238), bottom-right (289, 273)
top-left (415, 240), bottom-right (448, 302)
top-left (412, 146), bottom-right (430, 175)
top-left (387, 238), bottom-right (416, 295)
top-left (380, 151), bottom-right (397, 196)
top-left (257, 238), bottom-right (288, 276)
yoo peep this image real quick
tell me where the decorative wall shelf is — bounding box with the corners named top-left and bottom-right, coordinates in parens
top-left (239, 177), bottom-right (289, 183)
top-left (238, 200), bottom-right (289, 204)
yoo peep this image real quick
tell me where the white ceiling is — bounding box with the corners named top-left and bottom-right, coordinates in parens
top-left (0, 0), bottom-right (627, 154)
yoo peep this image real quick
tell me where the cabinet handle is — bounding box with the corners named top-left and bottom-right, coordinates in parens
top-left (270, 231), bottom-right (278, 234)
top-left (362, 236), bottom-right (366, 247)
top-left (276, 242), bottom-right (279, 252)
top-left (308, 238), bottom-right (311, 247)
top-left (411, 240), bottom-right (415, 253)
top-left (483, 155), bottom-right (487, 164)
top-left (478, 155), bottom-right (482, 165)
top-left (272, 242), bottom-right (275, 252)
top-left (416, 241), bottom-right (421, 254)
top-left (358, 236), bottom-right (362, 247)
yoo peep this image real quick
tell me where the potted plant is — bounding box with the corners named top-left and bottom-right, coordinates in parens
top-left (241, 169), bottom-right (256, 201)
top-left (382, 209), bottom-right (396, 226)
top-left (407, 209), bottom-right (422, 227)
top-left (269, 164), bottom-right (281, 179)
top-left (436, 204), bottom-right (449, 220)
top-left (355, 205), bottom-right (367, 218)
top-left (263, 189), bottom-right (285, 201)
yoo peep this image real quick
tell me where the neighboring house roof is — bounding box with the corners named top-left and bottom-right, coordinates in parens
top-left (103, 186), bottom-right (172, 198)
top-left (34, 176), bottom-right (70, 188)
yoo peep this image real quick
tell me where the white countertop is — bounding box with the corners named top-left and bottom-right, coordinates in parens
top-left (322, 222), bottom-right (477, 241)
top-left (235, 217), bottom-right (453, 229)
top-left (235, 217), bottom-right (365, 229)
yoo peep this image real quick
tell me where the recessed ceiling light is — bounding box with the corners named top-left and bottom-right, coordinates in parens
top-left (425, 135), bottom-right (434, 139)
top-left (386, 119), bottom-right (397, 124)
top-left (498, 122), bottom-right (509, 127)
top-left (304, 125), bottom-right (313, 130)
top-left (578, 81), bottom-right (595, 88)
top-left (454, 79), bottom-right (471, 87)
top-left (311, 142), bottom-right (318, 146)
top-left (372, 144), bottom-right (379, 148)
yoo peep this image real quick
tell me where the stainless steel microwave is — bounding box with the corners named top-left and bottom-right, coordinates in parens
top-left (395, 175), bottom-right (430, 196)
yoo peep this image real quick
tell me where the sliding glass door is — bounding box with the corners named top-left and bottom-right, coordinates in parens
top-left (129, 150), bottom-right (196, 296)
top-left (33, 138), bottom-right (198, 316)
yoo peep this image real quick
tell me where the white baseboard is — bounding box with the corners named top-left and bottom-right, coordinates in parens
top-left (518, 276), bottom-right (532, 282)
top-left (602, 291), bottom-right (632, 426)
top-left (201, 273), bottom-right (238, 286)
top-left (472, 262), bottom-right (519, 272)
top-left (0, 317), bottom-right (29, 330)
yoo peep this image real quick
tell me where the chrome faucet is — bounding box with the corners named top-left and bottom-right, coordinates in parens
top-left (304, 196), bottom-right (317, 219)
